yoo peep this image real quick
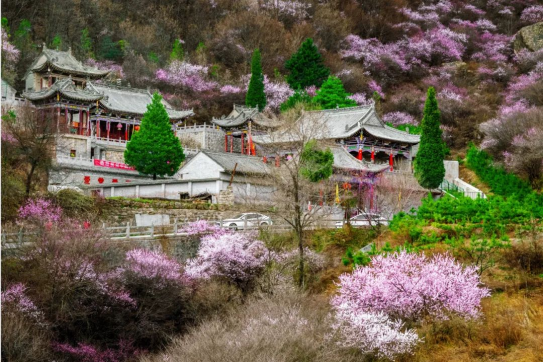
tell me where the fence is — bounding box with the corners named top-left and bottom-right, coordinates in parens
top-left (1, 216), bottom-right (375, 250)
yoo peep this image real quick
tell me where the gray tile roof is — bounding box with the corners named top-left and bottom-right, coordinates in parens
top-left (252, 105), bottom-right (420, 145)
top-left (331, 146), bottom-right (390, 172)
top-left (27, 47), bottom-right (109, 78)
top-left (212, 104), bottom-right (281, 128)
top-left (200, 150), bottom-right (270, 175)
top-left (23, 78), bottom-right (103, 101)
top-left (87, 82), bottom-right (194, 119)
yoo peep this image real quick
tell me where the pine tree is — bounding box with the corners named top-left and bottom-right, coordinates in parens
top-left (170, 39), bottom-right (184, 62)
top-left (124, 93), bottom-right (185, 180)
top-left (285, 38), bottom-right (330, 90)
top-left (246, 49), bottom-right (266, 111)
top-left (312, 76), bottom-right (357, 109)
top-left (414, 87), bottom-right (446, 189)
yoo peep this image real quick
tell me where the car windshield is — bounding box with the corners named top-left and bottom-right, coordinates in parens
top-left (232, 214), bottom-right (245, 219)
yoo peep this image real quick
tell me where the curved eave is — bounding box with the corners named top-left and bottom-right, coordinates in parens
top-left (98, 104), bottom-right (193, 120)
top-left (24, 89), bottom-right (103, 102)
top-left (362, 125), bottom-right (420, 144)
top-left (32, 62), bottom-right (110, 78)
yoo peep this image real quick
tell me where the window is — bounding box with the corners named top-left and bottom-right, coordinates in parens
top-left (70, 149), bottom-right (76, 158)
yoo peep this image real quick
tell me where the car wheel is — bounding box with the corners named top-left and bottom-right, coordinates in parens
top-left (260, 222), bottom-right (269, 228)
top-left (229, 223), bottom-right (238, 230)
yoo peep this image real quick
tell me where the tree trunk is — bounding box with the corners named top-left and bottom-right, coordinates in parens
top-left (25, 163), bottom-right (37, 196)
top-left (153, 173), bottom-right (157, 180)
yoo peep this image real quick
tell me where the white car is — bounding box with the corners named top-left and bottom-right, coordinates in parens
top-left (335, 213), bottom-right (389, 228)
top-left (216, 213), bottom-right (273, 230)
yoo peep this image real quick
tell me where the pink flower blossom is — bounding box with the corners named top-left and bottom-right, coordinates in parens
top-left (156, 61), bottom-right (218, 92)
top-left (18, 198), bottom-right (62, 225)
top-left (261, 0), bottom-right (312, 20)
top-left (348, 93), bottom-right (370, 105)
top-left (220, 85), bottom-right (242, 94)
top-left (185, 232), bottom-right (268, 288)
top-left (332, 305), bottom-right (421, 360)
top-left (1, 28), bottom-right (20, 63)
top-left (86, 59), bottom-right (124, 78)
top-left (382, 112), bottom-right (418, 126)
top-left (1, 283), bottom-right (45, 324)
top-left (332, 252), bottom-right (490, 322)
top-left (521, 5), bottom-right (543, 24)
top-left (124, 249), bottom-right (188, 287)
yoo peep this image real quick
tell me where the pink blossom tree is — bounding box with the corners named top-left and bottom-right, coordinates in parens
top-left (331, 304), bottom-right (421, 360)
top-left (331, 252), bottom-right (490, 322)
top-left (17, 198), bottom-right (62, 228)
top-left (123, 249), bottom-right (190, 288)
top-left (185, 231), bottom-right (268, 292)
top-left (1, 283), bottom-right (45, 324)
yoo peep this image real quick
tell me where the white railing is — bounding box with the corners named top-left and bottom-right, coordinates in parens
top-left (176, 123), bottom-right (220, 132)
top-left (184, 148), bottom-right (200, 155)
top-left (92, 136), bottom-right (128, 146)
top-left (56, 155), bottom-right (94, 166)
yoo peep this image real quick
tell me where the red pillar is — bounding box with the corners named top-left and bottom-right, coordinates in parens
top-left (78, 110), bottom-right (82, 135)
top-left (57, 107), bottom-right (61, 133)
top-left (225, 134), bottom-right (228, 152)
top-left (96, 119), bottom-right (100, 138)
top-left (230, 135), bottom-right (233, 153)
top-left (241, 133), bottom-right (245, 154)
top-left (125, 123), bottom-right (128, 141)
top-left (87, 110), bottom-right (90, 136)
top-left (107, 121), bottom-right (110, 141)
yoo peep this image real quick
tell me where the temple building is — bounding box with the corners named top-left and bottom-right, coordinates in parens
top-left (211, 104), bottom-right (281, 154)
top-left (252, 104), bottom-right (420, 171)
top-left (20, 45), bottom-right (193, 188)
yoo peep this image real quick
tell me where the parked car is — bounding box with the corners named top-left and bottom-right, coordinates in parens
top-left (335, 213), bottom-right (389, 228)
top-left (216, 213), bottom-right (273, 230)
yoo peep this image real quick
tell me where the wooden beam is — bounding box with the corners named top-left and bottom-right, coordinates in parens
top-left (229, 163), bottom-right (238, 187)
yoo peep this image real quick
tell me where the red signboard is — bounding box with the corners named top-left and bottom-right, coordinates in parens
top-left (94, 159), bottom-right (135, 171)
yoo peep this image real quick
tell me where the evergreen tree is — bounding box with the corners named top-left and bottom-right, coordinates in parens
top-left (285, 38), bottom-right (330, 90)
top-left (372, 91), bottom-right (382, 117)
top-left (414, 87), bottom-right (446, 189)
top-left (51, 34), bottom-right (62, 50)
top-left (312, 76), bottom-right (357, 109)
top-left (246, 49), bottom-right (266, 111)
top-left (280, 90), bottom-right (316, 112)
top-left (124, 93), bottom-right (185, 180)
top-left (170, 39), bottom-right (184, 62)
top-left (300, 140), bottom-right (334, 182)
top-left (80, 28), bottom-right (93, 58)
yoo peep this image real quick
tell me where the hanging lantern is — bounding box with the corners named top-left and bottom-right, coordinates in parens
top-left (357, 148), bottom-right (363, 160)
top-left (134, 125), bottom-right (140, 131)
top-left (389, 151), bottom-right (394, 171)
top-left (117, 122), bottom-right (122, 130)
top-left (371, 146), bottom-right (375, 163)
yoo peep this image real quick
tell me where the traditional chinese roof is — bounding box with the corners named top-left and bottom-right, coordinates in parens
top-left (212, 104), bottom-right (281, 128)
top-left (331, 146), bottom-right (390, 172)
top-left (198, 150), bottom-right (270, 175)
top-left (87, 82), bottom-right (194, 119)
top-left (25, 46), bottom-right (109, 79)
top-left (253, 105), bottom-right (420, 145)
top-left (23, 77), bottom-right (103, 102)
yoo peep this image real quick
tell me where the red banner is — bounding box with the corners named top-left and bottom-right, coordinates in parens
top-left (94, 159), bottom-right (135, 171)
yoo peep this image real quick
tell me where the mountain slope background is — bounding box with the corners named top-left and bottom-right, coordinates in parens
top-left (2, 0), bottom-right (542, 186)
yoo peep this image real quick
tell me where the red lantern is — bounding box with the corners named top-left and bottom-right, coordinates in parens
top-left (357, 148), bottom-right (363, 160)
top-left (83, 176), bottom-right (91, 184)
top-left (389, 152), bottom-right (394, 171)
top-left (112, 179), bottom-right (118, 183)
top-left (134, 125), bottom-right (140, 131)
top-left (98, 177), bottom-right (104, 184)
top-left (117, 122), bottom-right (122, 130)
top-left (371, 146), bottom-right (375, 163)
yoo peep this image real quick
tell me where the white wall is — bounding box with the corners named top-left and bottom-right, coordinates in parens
top-left (179, 153), bottom-right (222, 180)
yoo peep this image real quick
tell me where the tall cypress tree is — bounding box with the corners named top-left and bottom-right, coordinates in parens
top-left (285, 38), bottom-right (330, 90)
top-left (414, 87), bottom-right (446, 189)
top-left (246, 49), bottom-right (266, 111)
top-left (312, 76), bottom-right (357, 109)
top-left (124, 93), bottom-right (185, 180)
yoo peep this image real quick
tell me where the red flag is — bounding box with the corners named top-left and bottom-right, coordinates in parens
top-left (357, 148), bottom-right (363, 160)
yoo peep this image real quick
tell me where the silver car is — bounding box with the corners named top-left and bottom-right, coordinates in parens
top-left (216, 213), bottom-right (273, 230)
top-left (335, 213), bottom-right (389, 228)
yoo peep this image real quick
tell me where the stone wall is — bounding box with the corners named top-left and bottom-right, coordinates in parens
top-left (57, 135), bottom-right (90, 158)
top-left (102, 198), bottom-right (268, 225)
top-left (218, 186), bottom-right (234, 206)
